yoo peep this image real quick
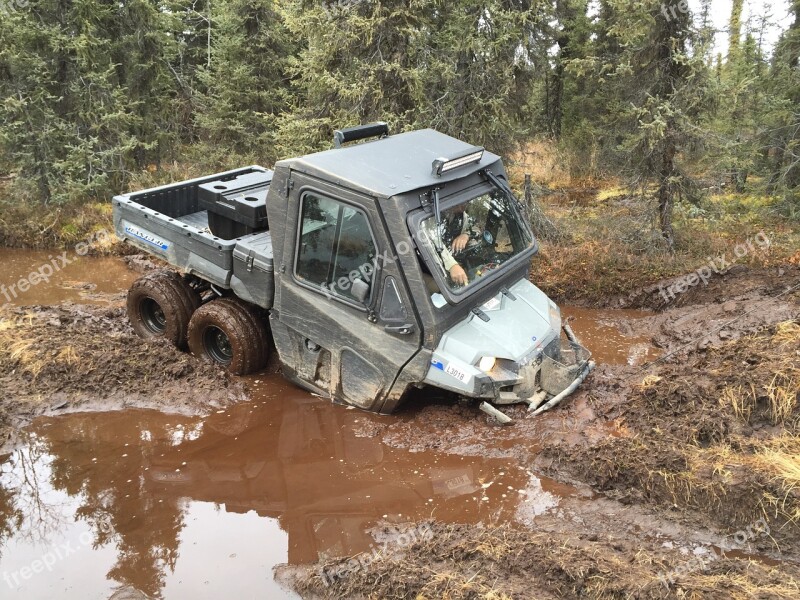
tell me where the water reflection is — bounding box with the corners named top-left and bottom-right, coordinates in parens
top-left (0, 378), bottom-right (547, 598)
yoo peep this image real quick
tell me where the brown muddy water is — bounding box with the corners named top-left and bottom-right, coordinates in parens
top-left (562, 306), bottom-right (658, 366)
top-left (0, 378), bottom-right (578, 599)
top-left (0, 251), bottom-right (664, 598)
top-left (0, 249), bottom-right (137, 307)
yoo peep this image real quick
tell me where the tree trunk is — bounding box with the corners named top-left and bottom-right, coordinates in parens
top-left (658, 132), bottom-right (676, 249)
top-left (523, 174), bottom-right (561, 241)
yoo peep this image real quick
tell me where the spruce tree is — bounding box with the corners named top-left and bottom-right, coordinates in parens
top-left (195, 0), bottom-right (295, 165)
top-left (275, 0), bottom-right (543, 156)
top-left (0, 0), bottom-right (140, 203)
top-left (594, 0), bottom-right (712, 247)
top-left (763, 0), bottom-right (799, 201)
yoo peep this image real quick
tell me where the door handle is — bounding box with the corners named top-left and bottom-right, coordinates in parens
top-left (384, 323), bottom-right (415, 335)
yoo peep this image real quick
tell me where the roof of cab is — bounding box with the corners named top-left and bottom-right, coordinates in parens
top-left (276, 129), bottom-right (501, 198)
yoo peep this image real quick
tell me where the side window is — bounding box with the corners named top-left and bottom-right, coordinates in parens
top-left (379, 276), bottom-right (408, 322)
top-left (295, 193), bottom-right (377, 304)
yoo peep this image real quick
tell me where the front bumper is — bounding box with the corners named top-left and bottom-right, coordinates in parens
top-left (478, 321), bottom-right (595, 422)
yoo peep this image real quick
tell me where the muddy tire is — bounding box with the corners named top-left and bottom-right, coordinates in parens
top-left (158, 270), bottom-right (202, 315)
top-left (126, 270), bottom-right (200, 348)
top-left (187, 298), bottom-right (269, 375)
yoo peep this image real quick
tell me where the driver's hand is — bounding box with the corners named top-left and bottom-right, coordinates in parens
top-left (449, 264), bottom-right (468, 286)
top-left (451, 233), bottom-right (470, 253)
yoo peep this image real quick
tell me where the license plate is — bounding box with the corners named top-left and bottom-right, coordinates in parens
top-left (445, 363), bottom-right (469, 382)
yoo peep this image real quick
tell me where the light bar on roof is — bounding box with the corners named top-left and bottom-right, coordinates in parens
top-left (431, 146), bottom-right (485, 177)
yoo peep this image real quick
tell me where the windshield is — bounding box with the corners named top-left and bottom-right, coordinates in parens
top-left (417, 186), bottom-right (534, 294)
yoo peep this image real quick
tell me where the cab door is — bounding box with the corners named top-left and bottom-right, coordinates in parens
top-left (271, 173), bottom-right (422, 412)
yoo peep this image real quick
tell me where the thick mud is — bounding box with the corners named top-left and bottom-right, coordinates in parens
top-left (0, 252), bottom-right (798, 599)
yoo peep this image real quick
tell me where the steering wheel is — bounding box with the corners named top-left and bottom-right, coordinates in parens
top-left (458, 229), bottom-right (495, 259)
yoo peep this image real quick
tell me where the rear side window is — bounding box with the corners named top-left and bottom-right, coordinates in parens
top-left (295, 193), bottom-right (377, 304)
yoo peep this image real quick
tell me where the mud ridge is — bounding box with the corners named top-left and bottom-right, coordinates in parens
top-left (0, 303), bottom-right (246, 451)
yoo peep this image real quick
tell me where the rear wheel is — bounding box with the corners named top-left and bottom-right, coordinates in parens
top-left (187, 298), bottom-right (269, 375)
top-left (126, 270), bottom-right (200, 348)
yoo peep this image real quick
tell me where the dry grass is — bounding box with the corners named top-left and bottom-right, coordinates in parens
top-left (417, 571), bottom-right (514, 600)
top-left (1, 313), bottom-right (56, 380)
top-left (510, 163), bottom-right (800, 304)
top-left (5, 337), bottom-right (47, 380)
top-left (721, 385), bottom-right (753, 422)
top-left (686, 571), bottom-right (800, 599)
top-left (716, 322), bottom-right (799, 427)
top-left (507, 138), bottom-right (574, 188)
top-left (767, 322), bottom-right (800, 425)
top-left (752, 435), bottom-right (800, 524)
top-left (560, 322), bottom-right (800, 548)
top-left (640, 375), bottom-right (663, 389)
top-left (0, 197), bottom-right (122, 252)
top-left (56, 346), bottom-right (79, 367)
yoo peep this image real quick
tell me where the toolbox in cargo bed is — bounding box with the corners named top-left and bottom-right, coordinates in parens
top-left (230, 232), bottom-right (274, 308)
top-left (198, 170), bottom-right (272, 239)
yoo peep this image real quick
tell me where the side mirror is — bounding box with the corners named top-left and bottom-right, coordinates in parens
top-left (351, 279), bottom-right (370, 304)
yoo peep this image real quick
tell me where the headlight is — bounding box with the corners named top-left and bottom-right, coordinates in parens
top-left (478, 356), bottom-right (496, 372)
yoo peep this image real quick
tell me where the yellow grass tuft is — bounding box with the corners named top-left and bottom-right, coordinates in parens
top-left (57, 346), bottom-right (79, 366)
top-left (766, 371), bottom-right (798, 425)
top-left (721, 385), bottom-right (753, 422)
top-left (640, 375), bottom-right (662, 389)
top-left (715, 323), bottom-right (799, 425)
top-left (773, 321), bottom-right (800, 345)
top-left (762, 451), bottom-right (800, 491)
top-left (6, 339), bottom-right (46, 378)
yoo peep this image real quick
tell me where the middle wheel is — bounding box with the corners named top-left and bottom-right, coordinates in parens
top-left (187, 298), bottom-right (269, 375)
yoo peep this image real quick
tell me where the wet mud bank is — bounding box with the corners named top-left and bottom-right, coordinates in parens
top-left (0, 303), bottom-right (245, 452)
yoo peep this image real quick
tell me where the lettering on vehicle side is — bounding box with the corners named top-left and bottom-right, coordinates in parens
top-left (124, 224), bottom-right (169, 251)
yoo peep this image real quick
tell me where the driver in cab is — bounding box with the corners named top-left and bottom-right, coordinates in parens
top-left (437, 206), bottom-right (475, 287)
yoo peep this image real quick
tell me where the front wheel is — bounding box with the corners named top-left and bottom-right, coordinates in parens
top-left (187, 298), bottom-right (269, 375)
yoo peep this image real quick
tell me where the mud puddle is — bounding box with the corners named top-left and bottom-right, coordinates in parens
top-left (562, 306), bottom-right (658, 365)
top-left (4, 376), bottom-right (790, 599)
top-left (0, 249), bottom-right (137, 307)
top-left (0, 376), bottom-right (580, 599)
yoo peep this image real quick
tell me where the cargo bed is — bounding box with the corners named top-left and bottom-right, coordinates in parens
top-left (113, 166), bottom-right (275, 308)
